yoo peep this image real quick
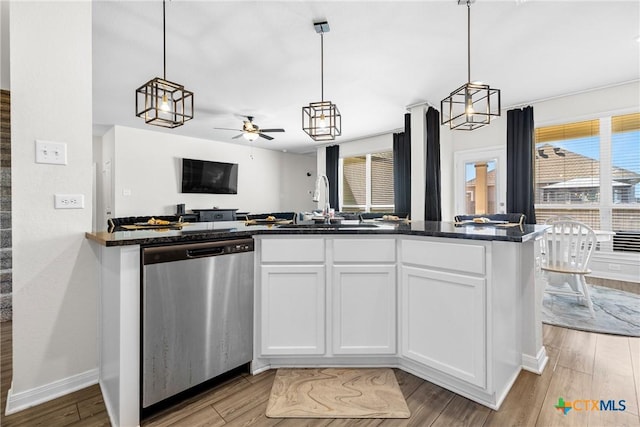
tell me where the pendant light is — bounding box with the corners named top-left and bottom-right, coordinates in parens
top-left (135, 0), bottom-right (193, 128)
top-left (441, 0), bottom-right (500, 131)
top-left (302, 21), bottom-right (341, 141)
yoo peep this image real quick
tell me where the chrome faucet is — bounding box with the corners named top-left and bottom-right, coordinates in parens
top-left (312, 174), bottom-right (331, 224)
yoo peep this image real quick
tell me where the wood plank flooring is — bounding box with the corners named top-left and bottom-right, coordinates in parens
top-left (1, 320), bottom-right (639, 426)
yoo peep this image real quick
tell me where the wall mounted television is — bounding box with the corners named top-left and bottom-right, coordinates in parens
top-left (181, 158), bottom-right (238, 194)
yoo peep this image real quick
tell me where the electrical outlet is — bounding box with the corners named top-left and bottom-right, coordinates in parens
top-left (54, 194), bottom-right (85, 209)
top-left (36, 140), bottom-right (67, 165)
top-left (608, 263), bottom-right (621, 271)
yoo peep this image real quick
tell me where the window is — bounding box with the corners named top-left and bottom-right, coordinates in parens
top-left (340, 151), bottom-right (394, 213)
top-left (534, 112), bottom-right (640, 252)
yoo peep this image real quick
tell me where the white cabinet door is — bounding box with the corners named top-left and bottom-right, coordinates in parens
top-left (332, 265), bottom-right (396, 355)
top-left (401, 266), bottom-right (486, 388)
top-left (260, 265), bottom-right (325, 355)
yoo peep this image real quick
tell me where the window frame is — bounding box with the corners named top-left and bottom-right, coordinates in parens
top-left (534, 111), bottom-right (640, 256)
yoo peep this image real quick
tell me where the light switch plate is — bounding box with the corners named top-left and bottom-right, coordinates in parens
top-left (54, 194), bottom-right (84, 209)
top-left (36, 140), bottom-right (67, 165)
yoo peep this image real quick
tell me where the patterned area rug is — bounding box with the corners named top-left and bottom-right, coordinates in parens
top-left (542, 284), bottom-right (640, 337)
top-left (266, 368), bottom-right (410, 419)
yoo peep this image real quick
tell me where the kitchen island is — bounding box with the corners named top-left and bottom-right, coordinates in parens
top-left (86, 220), bottom-right (548, 427)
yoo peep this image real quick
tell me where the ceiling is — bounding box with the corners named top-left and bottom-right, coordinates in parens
top-left (92, 0), bottom-right (640, 154)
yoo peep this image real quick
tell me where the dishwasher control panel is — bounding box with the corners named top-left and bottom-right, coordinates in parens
top-left (227, 241), bottom-right (254, 254)
top-left (143, 238), bottom-right (254, 265)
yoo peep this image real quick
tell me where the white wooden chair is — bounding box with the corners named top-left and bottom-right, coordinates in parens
top-left (540, 220), bottom-right (597, 317)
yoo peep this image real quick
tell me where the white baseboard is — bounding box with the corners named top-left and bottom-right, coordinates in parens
top-left (522, 347), bottom-right (549, 375)
top-left (5, 368), bottom-right (99, 415)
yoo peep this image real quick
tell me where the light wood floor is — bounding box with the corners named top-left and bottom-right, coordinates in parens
top-left (1, 320), bottom-right (639, 427)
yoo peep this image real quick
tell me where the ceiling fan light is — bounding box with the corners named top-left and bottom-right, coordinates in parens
top-left (243, 132), bottom-right (259, 142)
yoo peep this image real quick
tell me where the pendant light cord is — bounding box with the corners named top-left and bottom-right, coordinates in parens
top-left (320, 32), bottom-right (324, 102)
top-left (163, 0), bottom-right (166, 80)
top-left (467, 0), bottom-right (471, 84)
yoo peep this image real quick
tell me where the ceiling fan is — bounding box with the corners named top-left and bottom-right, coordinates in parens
top-left (214, 116), bottom-right (285, 141)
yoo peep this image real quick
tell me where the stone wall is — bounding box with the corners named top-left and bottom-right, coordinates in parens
top-left (1, 89), bottom-right (11, 321)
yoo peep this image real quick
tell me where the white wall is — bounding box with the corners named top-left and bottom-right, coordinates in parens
top-left (279, 151), bottom-right (317, 213)
top-left (410, 105), bottom-right (426, 221)
top-left (9, 0), bottom-right (98, 409)
top-left (103, 126), bottom-right (315, 222)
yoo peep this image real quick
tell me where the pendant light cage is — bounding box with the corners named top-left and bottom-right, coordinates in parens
top-left (302, 21), bottom-right (341, 141)
top-left (441, 83), bottom-right (500, 131)
top-left (135, 0), bottom-right (193, 128)
top-left (302, 101), bottom-right (342, 141)
top-left (441, 0), bottom-right (500, 131)
top-left (136, 78), bottom-right (193, 128)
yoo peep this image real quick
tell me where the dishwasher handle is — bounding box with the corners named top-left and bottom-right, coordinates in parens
top-left (186, 246), bottom-right (225, 258)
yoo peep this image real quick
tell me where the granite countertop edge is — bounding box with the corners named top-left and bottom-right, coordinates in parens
top-left (86, 221), bottom-right (547, 247)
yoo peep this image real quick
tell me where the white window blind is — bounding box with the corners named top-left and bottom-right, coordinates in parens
top-left (611, 113), bottom-right (640, 252)
top-left (342, 156), bottom-right (366, 208)
top-left (371, 152), bottom-right (394, 208)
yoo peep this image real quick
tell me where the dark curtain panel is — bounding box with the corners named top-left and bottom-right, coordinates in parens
top-left (393, 113), bottom-right (411, 214)
top-left (325, 144), bottom-right (340, 211)
top-left (424, 107), bottom-right (442, 221)
top-left (506, 106), bottom-right (537, 224)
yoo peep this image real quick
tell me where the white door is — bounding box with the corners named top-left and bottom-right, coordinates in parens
top-left (454, 147), bottom-right (506, 216)
top-left (332, 265), bottom-right (396, 355)
top-left (260, 265), bottom-right (325, 356)
top-left (401, 265), bottom-right (486, 388)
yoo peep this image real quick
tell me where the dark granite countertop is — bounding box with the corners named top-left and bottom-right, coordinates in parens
top-left (86, 220), bottom-right (548, 247)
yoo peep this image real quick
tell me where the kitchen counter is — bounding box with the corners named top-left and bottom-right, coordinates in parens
top-left (88, 220), bottom-right (548, 426)
top-left (86, 220), bottom-right (547, 247)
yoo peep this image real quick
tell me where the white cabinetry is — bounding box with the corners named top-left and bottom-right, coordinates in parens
top-left (254, 233), bottom-right (541, 410)
top-left (401, 266), bottom-right (486, 387)
top-left (259, 238), bottom-right (326, 356)
top-left (400, 238), bottom-right (487, 388)
top-left (260, 265), bottom-right (325, 355)
top-left (332, 238), bottom-right (396, 355)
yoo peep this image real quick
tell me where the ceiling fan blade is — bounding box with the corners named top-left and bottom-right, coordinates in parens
top-left (259, 128), bottom-right (285, 133)
top-left (232, 133), bottom-right (244, 139)
top-left (259, 133), bottom-right (274, 141)
top-left (214, 127), bottom-right (243, 132)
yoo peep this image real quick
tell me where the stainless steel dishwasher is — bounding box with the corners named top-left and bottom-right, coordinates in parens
top-left (141, 238), bottom-right (254, 409)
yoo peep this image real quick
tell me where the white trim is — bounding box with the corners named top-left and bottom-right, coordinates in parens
top-left (505, 80), bottom-right (640, 112)
top-left (590, 251), bottom-right (640, 283)
top-left (5, 369), bottom-right (99, 415)
top-left (454, 146), bottom-right (506, 216)
top-left (522, 346), bottom-right (549, 375)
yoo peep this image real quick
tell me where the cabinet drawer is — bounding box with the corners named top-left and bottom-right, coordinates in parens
top-left (261, 238), bottom-right (325, 263)
top-left (402, 239), bottom-right (485, 275)
top-left (333, 238), bottom-right (396, 263)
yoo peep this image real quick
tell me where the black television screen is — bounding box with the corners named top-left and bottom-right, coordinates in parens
top-left (181, 158), bottom-right (238, 194)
